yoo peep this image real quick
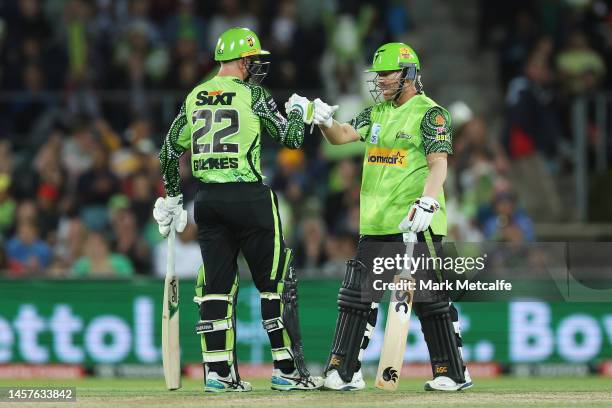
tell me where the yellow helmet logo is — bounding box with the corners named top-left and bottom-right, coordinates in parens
top-left (246, 36), bottom-right (254, 47)
top-left (399, 47), bottom-right (412, 59)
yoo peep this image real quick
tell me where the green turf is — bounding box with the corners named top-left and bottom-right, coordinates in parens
top-left (1, 377), bottom-right (611, 407)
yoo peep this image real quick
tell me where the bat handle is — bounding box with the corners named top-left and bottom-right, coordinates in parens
top-left (403, 231), bottom-right (417, 244)
top-left (167, 222), bottom-right (176, 276)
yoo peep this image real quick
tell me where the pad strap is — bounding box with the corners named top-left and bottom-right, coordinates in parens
top-left (203, 350), bottom-right (234, 363)
top-left (271, 347), bottom-right (294, 361)
top-left (262, 317), bottom-right (284, 333)
top-left (193, 294), bottom-right (234, 304)
top-left (195, 318), bottom-right (233, 334)
top-left (261, 292), bottom-right (281, 300)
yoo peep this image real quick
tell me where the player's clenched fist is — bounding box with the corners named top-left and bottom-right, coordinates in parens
top-left (398, 196), bottom-right (440, 233)
top-left (313, 98), bottom-right (339, 128)
top-left (153, 195), bottom-right (188, 237)
top-left (285, 93), bottom-right (314, 124)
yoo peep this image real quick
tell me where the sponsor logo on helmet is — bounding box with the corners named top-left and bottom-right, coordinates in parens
top-left (366, 148), bottom-right (407, 167)
top-left (399, 47), bottom-right (413, 59)
top-left (246, 36), bottom-right (255, 47)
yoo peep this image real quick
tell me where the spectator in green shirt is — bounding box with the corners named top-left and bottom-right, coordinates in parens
top-left (72, 231), bottom-right (133, 278)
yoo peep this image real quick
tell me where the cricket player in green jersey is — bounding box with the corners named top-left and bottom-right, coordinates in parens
top-left (152, 27), bottom-right (322, 392)
top-left (291, 43), bottom-right (472, 391)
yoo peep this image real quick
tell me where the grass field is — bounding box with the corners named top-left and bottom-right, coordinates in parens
top-left (1, 377), bottom-right (611, 407)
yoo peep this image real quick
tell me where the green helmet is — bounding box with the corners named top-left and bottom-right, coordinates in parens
top-left (366, 42), bottom-right (420, 72)
top-left (214, 27), bottom-right (270, 62)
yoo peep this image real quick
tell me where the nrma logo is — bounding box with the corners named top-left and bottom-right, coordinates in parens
top-left (366, 148), bottom-right (407, 167)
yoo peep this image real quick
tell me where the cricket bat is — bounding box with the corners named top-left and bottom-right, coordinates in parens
top-left (375, 231), bottom-right (417, 391)
top-left (162, 226), bottom-right (181, 390)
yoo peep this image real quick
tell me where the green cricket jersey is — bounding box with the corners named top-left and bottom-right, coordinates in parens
top-left (160, 76), bottom-right (306, 196)
top-left (349, 93), bottom-right (453, 236)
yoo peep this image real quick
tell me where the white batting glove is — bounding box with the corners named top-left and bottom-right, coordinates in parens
top-left (398, 196), bottom-right (440, 233)
top-left (313, 98), bottom-right (339, 128)
top-left (285, 93), bottom-right (314, 124)
top-left (153, 195), bottom-right (188, 237)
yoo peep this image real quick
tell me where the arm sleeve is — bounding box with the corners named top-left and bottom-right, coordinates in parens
top-left (251, 85), bottom-right (305, 149)
top-left (421, 106), bottom-right (453, 155)
top-left (348, 106), bottom-right (373, 142)
top-left (159, 102), bottom-right (190, 197)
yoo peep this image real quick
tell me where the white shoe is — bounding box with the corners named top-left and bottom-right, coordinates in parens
top-left (204, 371), bottom-right (252, 392)
top-left (270, 369), bottom-right (324, 391)
top-left (424, 367), bottom-right (473, 392)
top-left (323, 369), bottom-right (365, 391)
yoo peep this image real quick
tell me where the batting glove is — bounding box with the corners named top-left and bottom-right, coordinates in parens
top-left (285, 93), bottom-right (314, 124)
top-left (398, 196), bottom-right (440, 233)
top-left (153, 195), bottom-right (188, 237)
top-left (313, 98), bottom-right (339, 128)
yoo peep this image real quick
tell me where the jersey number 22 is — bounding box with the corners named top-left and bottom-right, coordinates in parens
top-left (191, 108), bottom-right (240, 154)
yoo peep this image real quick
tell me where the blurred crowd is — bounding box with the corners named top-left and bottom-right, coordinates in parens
top-left (480, 0), bottom-right (610, 160)
top-left (0, 0), bottom-right (610, 278)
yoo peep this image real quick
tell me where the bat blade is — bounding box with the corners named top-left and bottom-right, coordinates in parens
top-left (375, 278), bottom-right (413, 391)
top-left (162, 228), bottom-right (181, 390)
top-left (375, 232), bottom-right (417, 391)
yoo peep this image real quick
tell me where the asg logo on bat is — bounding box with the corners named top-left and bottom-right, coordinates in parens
top-left (393, 279), bottom-right (413, 322)
top-left (196, 90), bottom-right (236, 106)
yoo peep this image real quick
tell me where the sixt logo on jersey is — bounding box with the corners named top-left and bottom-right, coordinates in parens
top-left (194, 157), bottom-right (239, 171)
top-left (366, 148), bottom-right (407, 168)
top-left (196, 90), bottom-right (236, 106)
